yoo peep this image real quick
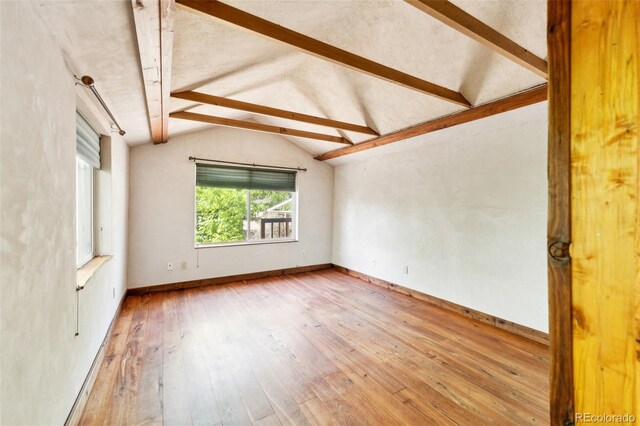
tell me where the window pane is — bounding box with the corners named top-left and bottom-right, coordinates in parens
top-left (249, 190), bottom-right (294, 241)
top-left (195, 187), bottom-right (247, 244)
top-left (76, 157), bottom-right (93, 266)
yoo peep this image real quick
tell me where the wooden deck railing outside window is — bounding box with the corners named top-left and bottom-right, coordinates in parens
top-left (260, 217), bottom-right (292, 239)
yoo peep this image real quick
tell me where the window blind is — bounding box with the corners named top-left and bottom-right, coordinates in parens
top-left (76, 113), bottom-right (100, 169)
top-left (196, 163), bottom-right (296, 192)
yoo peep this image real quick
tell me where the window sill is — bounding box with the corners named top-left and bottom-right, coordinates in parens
top-left (77, 255), bottom-right (112, 290)
top-left (195, 239), bottom-right (298, 249)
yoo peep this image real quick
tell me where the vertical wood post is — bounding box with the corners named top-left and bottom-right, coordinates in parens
top-left (547, 1), bottom-right (574, 424)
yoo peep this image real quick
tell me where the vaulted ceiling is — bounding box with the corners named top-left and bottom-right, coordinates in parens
top-left (34, 0), bottom-right (547, 159)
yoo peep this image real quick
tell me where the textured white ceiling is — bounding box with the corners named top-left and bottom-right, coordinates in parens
top-left (34, 0), bottom-right (151, 143)
top-left (33, 0), bottom-right (547, 158)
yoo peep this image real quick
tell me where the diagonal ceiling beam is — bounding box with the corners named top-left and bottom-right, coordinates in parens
top-left (172, 91), bottom-right (378, 135)
top-left (170, 111), bottom-right (353, 144)
top-left (405, 0), bottom-right (548, 79)
top-left (315, 84), bottom-right (547, 161)
top-left (175, 0), bottom-right (471, 107)
top-left (131, 0), bottom-right (175, 144)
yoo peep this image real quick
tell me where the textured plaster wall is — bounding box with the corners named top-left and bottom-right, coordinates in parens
top-left (0, 2), bottom-right (129, 424)
top-left (332, 103), bottom-right (549, 332)
top-left (128, 126), bottom-right (334, 288)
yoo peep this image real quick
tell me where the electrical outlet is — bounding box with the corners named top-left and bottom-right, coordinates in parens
top-left (372, 259), bottom-right (376, 268)
top-left (181, 261), bottom-right (187, 270)
top-left (301, 249), bottom-right (306, 257)
top-left (403, 265), bottom-right (409, 274)
top-left (112, 288), bottom-right (115, 299)
top-left (167, 262), bottom-right (174, 271)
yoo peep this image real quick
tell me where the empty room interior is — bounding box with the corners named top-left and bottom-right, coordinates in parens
top-left (1, 0), bottom-right (638, 425)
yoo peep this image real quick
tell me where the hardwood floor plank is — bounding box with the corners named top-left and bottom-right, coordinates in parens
top-left (252, 413), bottom-right (282, 426)
top-left (303, 318), bottom-right (407, 395)
top-left (80, 270), bottom-right (549, 425)
top-left (104, 294), bottom-right (152, 425)
top-left (321, 270), bottom-right (547, 366)
top-left (290, 320), bottom-right (432, 424)
top-left (322, 371), bottom-right (402, 426)
top-left (255, 277), bottom-right (492, 424)
top-left (162, 291), bottom-right (193, 425)
top-left (234, 281), bottom-right (318, 406)
top-left (299, 397), bottom-right (338, 426)
top-left (246, 282), bottom-right (370, 425)
top-left (133, 293), bottom-right (164, 426)
top-left (266, 277), bottom-right (490, 424)
top-left (222, 284), bottom-right (313, 425)
top-left (178, 289), bottom-right (222, 425)
top-left (290, 272), bottom-right (548, 421)
top-left (311, 270), bottom-right (549, 399)
top-left (395, 387), bottom-right (458, 425)
top-left (274, 275), bottom-right (539, 424)
top-left (224, 286), bottom-right (335, 420)
top-left (189, 288), bottom-right (253, 426)
top-left (211, 287), bottom-right (278, 423)
top-left (176, 290), bottom-right (220, 425)
top-left (79, 297), bottom-right (140, 425)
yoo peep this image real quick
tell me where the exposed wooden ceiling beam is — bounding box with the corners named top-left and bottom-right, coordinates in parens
top-left (170, 111), bottom-right (352, 144)
top-left (405, 0), bottom-right (548, 79)
top-left (160, 0), bottom-right (174, 142)
top-left (175, 0), bottom-right (471, 107)
top-left (172, 91), bottom-right (378, 135)
top-left (315, 84), bottom-right (547, 161)
top-left (131, 0), bottom-right (175, 144)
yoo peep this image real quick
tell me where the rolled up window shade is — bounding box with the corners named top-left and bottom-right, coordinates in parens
top-left (76, 113), bottom-right (100, 169)
top-left (196, 164), bottom-right (296, 192)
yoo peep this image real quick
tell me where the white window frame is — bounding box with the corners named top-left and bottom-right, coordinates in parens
top-left (76, 156), bottom-right (94, 267)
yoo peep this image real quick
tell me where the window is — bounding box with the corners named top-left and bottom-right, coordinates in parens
top-left (76, 113), bottom-right (100, 267)
top-left (194, 164), bottom-right (297, 246)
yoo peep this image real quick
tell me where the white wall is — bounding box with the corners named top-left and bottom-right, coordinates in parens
top-left (332, 102), bottom-right (549, 332)
top-left (0, 2), bottom-right (129, 424)
top-left (128, 127), bottom-right (334, 288)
